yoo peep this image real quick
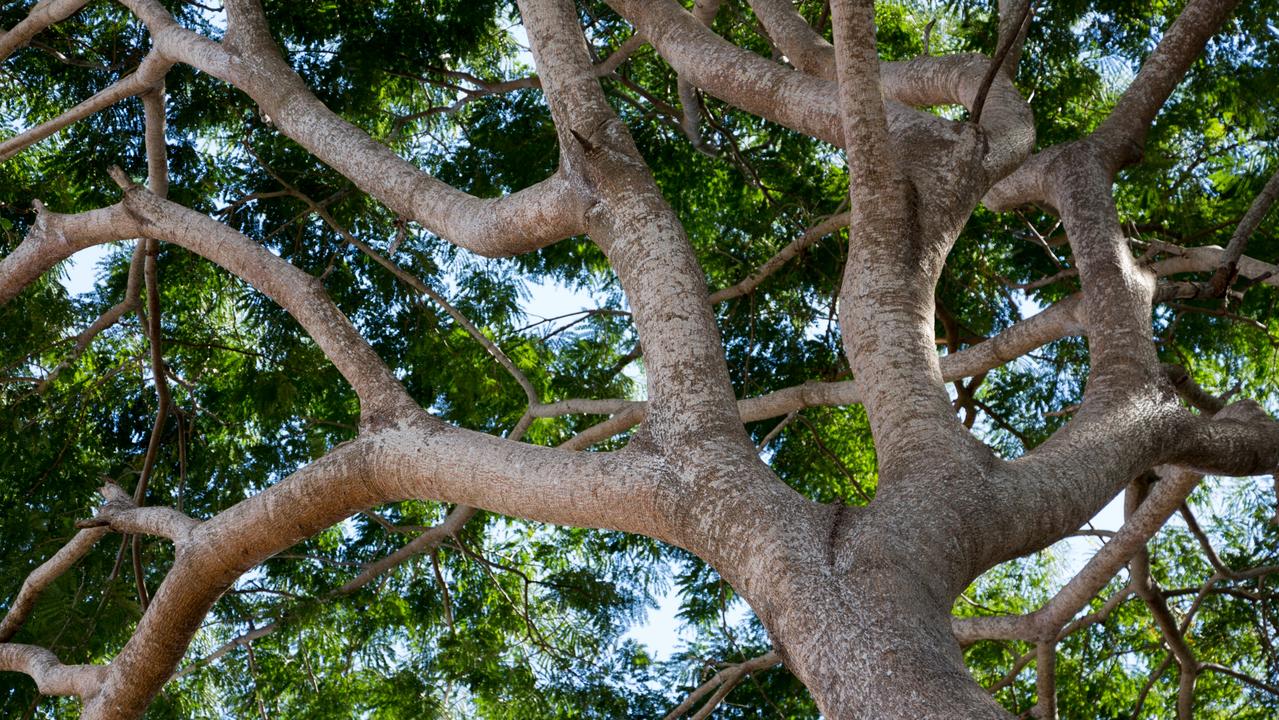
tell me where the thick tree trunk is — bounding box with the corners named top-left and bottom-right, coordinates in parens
top-left (757, 558), bottom-right (1011, 719)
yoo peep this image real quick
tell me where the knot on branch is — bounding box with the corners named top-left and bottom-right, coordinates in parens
top-left (107, 165), bottom-right (139, 191)
top-left (1214, 398), bottom-right (1270, 425)
top-left (568, 128), bottom-right (596, 153)
top-left (74, 481), bottom-right (136, 530)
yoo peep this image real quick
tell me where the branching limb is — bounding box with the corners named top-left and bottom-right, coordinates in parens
top-left (0, 53), bottom-right (173, 162)
top-left (986, 0), bottom-right (1241, 210)
top-left (1150, 242), bottom-right (1279, 290)
top-left (828, 0), bottom-right (992, 478)
top-left (77, 482), bottom-right (199, 543)
top-left (608, 0), bottom-right (1033, 182)
top-left (0, 644), bottom-right (105, 698)
top-left (85, 412), bottom-right (652, 718)
top-left (0, 202), bottom-right (140, 304)
top-left (662, 650), bottom-right (782, 720)
top-left (335, 506), bottom-right (477, 595)
top-left (0, 0), bottom-right (89, 62)
top-left (536, 291), bottom-right (1087, 452)
top-left (123, 0), bottom-right (589, 258)
top-left (0, 179), bottom-right (412, 417)
top-left (953, 467), bottom-right (1204, 644)
top-left (519, 0), bottom-right (752, 446)
top-left (175, 505), bottom-right (477, 679)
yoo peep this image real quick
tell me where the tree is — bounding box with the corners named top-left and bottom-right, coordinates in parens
top-left (1, 0), bottom-right (1278, 717)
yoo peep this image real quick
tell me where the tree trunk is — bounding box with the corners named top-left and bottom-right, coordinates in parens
top-left (759, 559), bottom-right (1012, 719)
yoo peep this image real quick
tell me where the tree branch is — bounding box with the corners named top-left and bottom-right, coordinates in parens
top-left (662, 650), bottom-right (782, 719)
top-left (0, 53), bottom-right (172, 162)
top-left (745, 0), bottom-right (835, 78)
top-left (0, 644), bottom-right (105, 698)
top-left (1092, 0), bottom-right (1242, 170)
top-left (123, 0), bottom-right (589, 259)
top-left (0, 527), bottom-right (108, 642)
top-left (77, 482), bottom-right (199, 543)
top-left (953, 467), bottom-right (1204, 644)
top-left (0, 0), bottom-right (89, 62)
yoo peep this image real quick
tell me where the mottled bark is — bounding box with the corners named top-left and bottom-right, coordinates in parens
top-left (0, 0), bottom-right (1274, 717)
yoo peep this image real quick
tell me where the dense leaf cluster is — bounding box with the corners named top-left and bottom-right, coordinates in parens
top-left (1, 0), bottom-right (1276, 717)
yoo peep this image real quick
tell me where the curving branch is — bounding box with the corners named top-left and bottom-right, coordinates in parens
top-left (1150, 241), bottom-right (1279, 289)
top-left (0, 0), bottom-right (89, 62)
top-left (110, 174), bottom-right (412, 417)
top-left (0, 643), bottom-right (105, 698)
top-left (518, 0), bottom-right (755, 446)
top-left (77, 482), bottom-right (199, 544)
top-left (83, 410), bottom-right (654, 718)
top-left (662, 650), bottom-right (782, 720)
top-left (119, 0), bottom-right (590, 259)
top-left (986, 0), bottom-right (1242, 209)
top-left (0, 181), bottom-right (410, 416)
top-left (0, 526), bottom-right (108, 642)
top-left (0, 53), bottom-right (173, 162)
top-left (175, 504), bottom-right (477, 679)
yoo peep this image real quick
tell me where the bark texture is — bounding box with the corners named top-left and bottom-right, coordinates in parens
top-left (1, 0), bottom-right (1276, 718)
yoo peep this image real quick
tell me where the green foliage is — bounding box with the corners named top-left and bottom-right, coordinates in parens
top-left (0, 0), bottom-right (1277, 717)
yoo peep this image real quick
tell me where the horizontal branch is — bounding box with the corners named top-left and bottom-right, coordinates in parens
top-left (1150, 242), bottom-right (1279, 289)
top-left (952, 467), bottom-right (1204, 645)
top-left (535, 292), bottom-right (1087, 448)
top-left (0, 643), bottom-right (105, 698)
top-left (77, 483), bottom-right (200, 543)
